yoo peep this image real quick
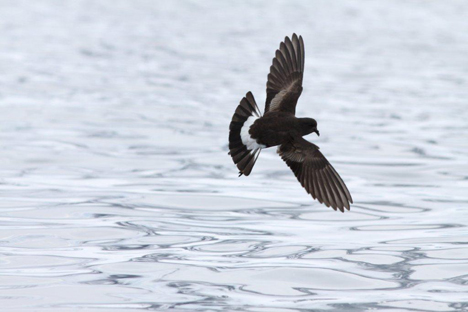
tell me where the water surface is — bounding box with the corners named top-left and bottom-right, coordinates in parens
top-left (1, 1), bottom-right (468, 311)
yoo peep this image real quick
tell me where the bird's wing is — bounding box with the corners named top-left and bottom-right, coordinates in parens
top-left (278, 137), bottom-right (353, 212)
top-left (265, 34), bottom-right (305, 115)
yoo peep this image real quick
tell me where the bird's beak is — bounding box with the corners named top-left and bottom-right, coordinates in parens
top-left (314, 129), bottom-right (320, 136)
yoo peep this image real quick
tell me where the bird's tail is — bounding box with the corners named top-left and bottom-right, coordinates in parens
top-left (228, 92), bottom-right (262, 176)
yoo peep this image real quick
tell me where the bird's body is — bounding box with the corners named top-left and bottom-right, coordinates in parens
top-left (249, 113), bottom-right (316, 148)
top-left (228, 34), bottom-right (353, 212)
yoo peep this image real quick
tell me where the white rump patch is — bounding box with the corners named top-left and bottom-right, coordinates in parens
top-left (241, 116), bottom-right (265, 150)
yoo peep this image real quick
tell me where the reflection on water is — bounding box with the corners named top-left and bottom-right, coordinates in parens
top-left (1, 1), bottom-right (468, 311)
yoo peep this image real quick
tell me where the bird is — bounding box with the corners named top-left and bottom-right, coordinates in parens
top-left (228, 34), bottom-right (353, 212)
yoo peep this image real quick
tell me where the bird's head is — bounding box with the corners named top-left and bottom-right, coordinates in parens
top-left (299, 118), bottom-right (320, 136)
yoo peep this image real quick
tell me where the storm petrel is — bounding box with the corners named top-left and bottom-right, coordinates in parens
top-left (228, 34), bottom-right (353, 212)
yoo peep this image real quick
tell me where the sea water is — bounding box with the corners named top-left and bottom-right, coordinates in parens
top-left (0, 1), bottom-right (467, 311)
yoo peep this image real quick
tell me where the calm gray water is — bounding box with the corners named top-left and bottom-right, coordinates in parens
top-left (1, 1), bottom-right (468, 311)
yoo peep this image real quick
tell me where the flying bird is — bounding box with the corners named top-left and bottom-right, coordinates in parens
top-left (228, 34), bottom-right (353, 212)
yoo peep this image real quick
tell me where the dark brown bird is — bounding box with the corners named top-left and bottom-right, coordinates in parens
top-left (228, 34), bottom-right (353, 212)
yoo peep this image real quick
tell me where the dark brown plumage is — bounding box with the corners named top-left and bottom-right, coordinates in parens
top-left (228, 34), bottom-right (353, 211)
top-left (265, 34), bottom-right (304, 115)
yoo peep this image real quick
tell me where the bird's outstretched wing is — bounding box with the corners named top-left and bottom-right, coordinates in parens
top-left (265, 34), bottom-right (305, 115)
top-left (278, 137), bottom-right (353, 212)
